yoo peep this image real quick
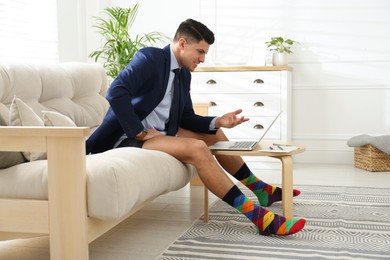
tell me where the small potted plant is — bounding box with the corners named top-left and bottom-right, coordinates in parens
top-left (265, 37), bottom-right (299, 66)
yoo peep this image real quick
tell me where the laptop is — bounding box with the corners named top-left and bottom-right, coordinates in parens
top-left (208, 112), bottom-right (281, 151)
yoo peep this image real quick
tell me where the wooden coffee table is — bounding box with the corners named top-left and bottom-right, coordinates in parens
top-left (202, 141), bottom-right (305, 222)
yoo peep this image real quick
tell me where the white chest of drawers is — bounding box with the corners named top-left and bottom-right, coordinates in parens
top-left (191, 66), bottom-right (292, 168)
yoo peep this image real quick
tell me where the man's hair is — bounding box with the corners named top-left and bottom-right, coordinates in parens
top-left (173, 19), bottom-right (215, 45)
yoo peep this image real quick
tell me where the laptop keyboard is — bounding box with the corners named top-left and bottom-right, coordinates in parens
top-left (230, 141), bottom-right (256, 149)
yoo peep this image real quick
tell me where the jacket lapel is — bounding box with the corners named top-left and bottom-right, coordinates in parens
top-left (160, 45), bottom-right (172, 101)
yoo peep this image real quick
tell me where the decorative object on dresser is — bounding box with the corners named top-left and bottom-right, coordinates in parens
top-left (192, 66), bottom-right (292, 169)
top-left (265, 36), bottom-right (299, 66)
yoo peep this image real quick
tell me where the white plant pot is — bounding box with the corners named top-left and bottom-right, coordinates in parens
top-left (272, 52), bottom-right (288, 66)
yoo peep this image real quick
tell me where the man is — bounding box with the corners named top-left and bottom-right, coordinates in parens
top-left (86, 19), bottom-right (305, 236)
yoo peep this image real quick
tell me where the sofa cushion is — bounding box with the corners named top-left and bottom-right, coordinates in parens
top-left (9, 96), bottom-right (46, 161)
top-left (86, 148), bottom-right (195, 220)
top-left (0, 151), bottom-right (27, 169)
top-left (9, 97), bottom-right (78, 161)
top-left (42, 110), bottom-right (77, 127)
top-left (0, 147), bottom-right (195, 220)
top-left (0, 113), bottom-right (26, 169)
top-left (0, 63), bottom-right (109, 129)
top-left (9, 96), bottom-right (44, 127)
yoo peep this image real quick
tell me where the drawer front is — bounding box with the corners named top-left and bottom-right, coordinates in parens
top-left (220, 116), bottom-right (281, 140)
top-left (191, 94), bottom-right (281, 116)
top-left (191, 93), bottom-right (281, 116)
top-left (191, 71), bottom-right (281, 94)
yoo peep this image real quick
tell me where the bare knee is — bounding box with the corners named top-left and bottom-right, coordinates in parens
top-left (186, 139), bottom-right (213, 164)
top-left (192, 139), bottom-right (211, 156)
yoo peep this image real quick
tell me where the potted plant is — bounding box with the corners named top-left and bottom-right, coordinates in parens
top-left (89, 3), bottom-right (169, 79)
top-left (265, 37), bottom-right (299, 66)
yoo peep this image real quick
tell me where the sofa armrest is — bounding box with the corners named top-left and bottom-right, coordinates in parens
top-left (0, 126), bottom-right (89, 151)
top-left (0, 126), bottom-right (90, 259)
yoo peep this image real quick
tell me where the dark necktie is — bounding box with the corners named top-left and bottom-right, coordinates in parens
top-left (166, 68), bottom-right (181, 136)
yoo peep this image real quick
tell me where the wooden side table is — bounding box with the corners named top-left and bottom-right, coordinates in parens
top-left (192, 103), bottom-right (305, 222)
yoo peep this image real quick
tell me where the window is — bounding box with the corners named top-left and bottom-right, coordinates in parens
top-left (0, 0), bottom-right (58, 63)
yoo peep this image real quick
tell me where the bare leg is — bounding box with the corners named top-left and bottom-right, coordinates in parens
top-left (142, 132), bottom-right (306, 236)
top-left (142, 133), bottom-right (306, 236)
top-left (177, 128), bottom-right (301, 207)
top-left (177, 128), bottom-right (244, 175)
top-left (142, 135), bottom-right (234, 198)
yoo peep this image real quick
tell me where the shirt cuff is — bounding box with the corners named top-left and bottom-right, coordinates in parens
top-left (209, 117), bottom-right (218, 130)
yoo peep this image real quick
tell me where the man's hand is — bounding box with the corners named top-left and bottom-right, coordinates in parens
top-left (143, 129), bottom-right (162, 140)
top-left (215, 109), bottom-right (249, 129)
top-left (135, 129), bottom-right (162, 141)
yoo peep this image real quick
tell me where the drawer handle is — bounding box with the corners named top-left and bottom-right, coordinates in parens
top-left (253, 124), bottom-right (264, 129)
top-left (253, 79), bottom-right (264, 84)
top-left (253, 101), bottom-right (264, 107)
top-left (209, 101), bottom-right (217, 106)
top-left (206, 79), bottom-right (217, 84)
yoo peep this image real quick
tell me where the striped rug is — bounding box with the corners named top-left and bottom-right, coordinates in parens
top-left (158, 184), bottom-right (390, 260)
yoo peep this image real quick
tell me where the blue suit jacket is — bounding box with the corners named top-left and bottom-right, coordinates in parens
top-left (86, 45), bottom-right (216, 154)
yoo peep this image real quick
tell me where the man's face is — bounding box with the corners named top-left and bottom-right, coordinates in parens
top-left (178, 39), bottom-right (209, 72)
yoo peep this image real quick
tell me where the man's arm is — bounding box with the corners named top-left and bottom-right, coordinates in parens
top-left (106, 48), bottom-right (164, 138)
top-left (180, 95), bottom-right (218, 134)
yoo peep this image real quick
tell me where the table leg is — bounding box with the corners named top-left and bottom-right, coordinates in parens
top-left (277, 155), bottom-right (293, 218)
top-left (204, 186), bottom-right (209, 223)
top-left (190, 173), bottom-right (209, 223)
top-left (203, 155), bottom-right (294, 220)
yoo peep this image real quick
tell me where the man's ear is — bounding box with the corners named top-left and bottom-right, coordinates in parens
top-left (178, 38), bottom-right (186, 50)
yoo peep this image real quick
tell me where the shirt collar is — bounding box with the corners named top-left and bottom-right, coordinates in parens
top-left (169, 45), bottom-right (180, 71)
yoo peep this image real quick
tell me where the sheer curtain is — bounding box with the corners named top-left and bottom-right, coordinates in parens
top-left (0, 0), bottom-right (58, 63)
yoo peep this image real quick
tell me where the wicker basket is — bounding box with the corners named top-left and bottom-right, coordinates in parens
top-left (354, 145), bottom-right (390, 172)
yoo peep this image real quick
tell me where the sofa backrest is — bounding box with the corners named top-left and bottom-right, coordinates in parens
top-left (0, 62), bottom-right (109, 128)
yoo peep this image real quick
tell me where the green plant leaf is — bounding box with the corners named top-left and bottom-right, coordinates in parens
top-left (265, 36), bottom-right (299, 54)
top-left (89, 3), bottom-right (169, 79)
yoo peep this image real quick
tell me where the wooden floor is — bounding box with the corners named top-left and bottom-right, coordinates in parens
top-left (1, 163), bottom-right (390, 260)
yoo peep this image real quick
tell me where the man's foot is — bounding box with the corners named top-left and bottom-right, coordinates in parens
top-left (223, 185), bottom-right (306, 236)
top-left (237, 194), bottom-right (306, 236)
top-left (234, 164), bottom-right (301, 207)
top-left (242, 175), bottom-right (300, 206)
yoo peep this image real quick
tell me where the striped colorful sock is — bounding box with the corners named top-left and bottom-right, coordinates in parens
top-left (235, 164), bottom-right (300, 207)
top-left (223, 186), bottom-right (305, 236)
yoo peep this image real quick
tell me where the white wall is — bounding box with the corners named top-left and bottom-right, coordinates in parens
top-left (111, 0), bottom-right (198, 40)
top-left (59, 0), bottom-right (390, 165)
top-left (57, 0), bottom-right (87, 62)
top-left (82, 0), bottom-right (199, 61)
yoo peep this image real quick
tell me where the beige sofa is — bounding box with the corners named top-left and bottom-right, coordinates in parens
top-left (0, 62), bottom-right (199, 259)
